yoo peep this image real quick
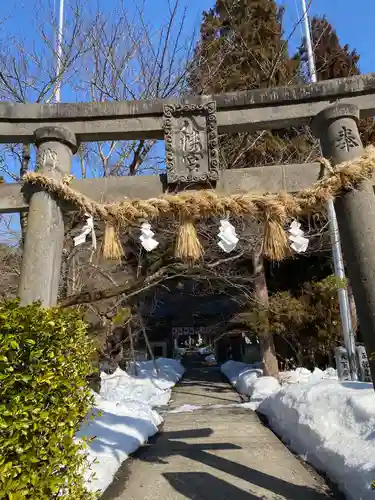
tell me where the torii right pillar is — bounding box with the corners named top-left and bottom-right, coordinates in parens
top-left (312, 103), bottom-right (375, 386)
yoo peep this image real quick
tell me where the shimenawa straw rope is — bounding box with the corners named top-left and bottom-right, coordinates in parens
top-left (23, 145), bottom-right (375, 262)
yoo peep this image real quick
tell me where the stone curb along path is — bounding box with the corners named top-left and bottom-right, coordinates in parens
top-left (103, 353), bottom-right (336, 500)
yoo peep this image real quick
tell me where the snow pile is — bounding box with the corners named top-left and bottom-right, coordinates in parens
top-left (222, 360), bottom-right (375, 500)
top-left (101, 358), bottom-right (184, 407)
top-left (199, 346), bottom-right (214, 355)
top-left (78, 357), bottom-right (184, 493)
top-left (221, 360), bottom-right (262, 396)
top-left (78, 393), bottom-right (162, 492)
top-left (279, 366), bottom-right (337, 385)
top-left (174, 347), bottom-right (186, 358)
top-left (259, 380), bottom-right (375, 500)
top-left (243, 376), bottom-right (281, 409)
top-left (205, 353), bottom-right (217, 364)
top-left (222, 360), bottom-right (337, 402)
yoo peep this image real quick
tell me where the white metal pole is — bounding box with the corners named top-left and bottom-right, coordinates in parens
top-left (55, 0), bottom-right (65, 103)
top-left (301, 0), bottom-right (316, 83)
top-left (301, 0), bottom-right (357, 380)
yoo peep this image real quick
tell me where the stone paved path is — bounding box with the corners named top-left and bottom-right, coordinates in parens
top-left (103, 353), bottom-right (335, 500)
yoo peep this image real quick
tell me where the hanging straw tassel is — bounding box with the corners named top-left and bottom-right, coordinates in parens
top-left (175, 218), bottom-right (204, 264)
top-left (262, 217), bottom-right (290, 261)
top-left (101, 222), bottom-right (124, 260)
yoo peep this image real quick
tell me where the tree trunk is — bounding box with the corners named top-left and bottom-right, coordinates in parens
top-left (20, 144), bottom-right (30, 247)
top-left (297, 349), bottom-right (303, 367)
top-left (348, 284), bottom-right (358, 336)
top-left (328, 350), bottom-right (333, 368)
top-left (252, 254), bottom-right (279, 378)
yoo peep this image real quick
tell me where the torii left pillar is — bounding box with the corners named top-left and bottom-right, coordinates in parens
top-left (19, 126), bottom-right (78, 306)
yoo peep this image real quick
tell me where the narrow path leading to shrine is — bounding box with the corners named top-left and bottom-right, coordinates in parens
top-left (103, 353), bottom-right (338, 500)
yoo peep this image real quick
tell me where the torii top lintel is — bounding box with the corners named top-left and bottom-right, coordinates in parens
top-left (0, 73), bottom-right (373, 143)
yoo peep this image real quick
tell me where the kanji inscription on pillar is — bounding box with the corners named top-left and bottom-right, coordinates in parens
top-left (335, 346), bottom-right (350, 381)
top-left (36, 147), bottom-right (58, 172)
top-left (163, 101), bottom-right (219, 183)
top-left (335, 125), bottom-right (359, 152)
top-left (356, 345), bottom-right (372, 382)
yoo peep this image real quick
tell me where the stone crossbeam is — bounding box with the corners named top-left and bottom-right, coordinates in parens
top-left (0, 162), bottom-right (325, 214)
top-left (0, 74), bottom-right (374, 143)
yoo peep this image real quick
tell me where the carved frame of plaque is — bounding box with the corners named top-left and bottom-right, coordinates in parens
top-left (163, 101), bottom-right (219, 184)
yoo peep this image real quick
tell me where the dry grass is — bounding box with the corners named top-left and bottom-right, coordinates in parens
top-left (100, 223), bottom-right (124, 261)
top-left (174, 219), bottom-right (204, 264)
top-left (262, 219), bottom-right (291, 261)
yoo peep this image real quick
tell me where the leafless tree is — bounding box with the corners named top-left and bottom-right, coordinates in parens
top-left (0, 0), bottom-right (196, 309)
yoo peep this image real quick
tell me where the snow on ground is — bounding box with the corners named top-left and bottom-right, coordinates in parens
top-left (169, 404), bottom-right (203, 413)
top-left (204, 353), bottom-right (217, 364)
top-left (169, 402), bottom-right (238, 413)
top-left (221, 360), bottom-right (375, 500)
top-left (198, 346), bottom-right (214, 355)
top-left (78, 358), bottom-right (184, 493)
top-left (174, 347), bottom-right (186, 359)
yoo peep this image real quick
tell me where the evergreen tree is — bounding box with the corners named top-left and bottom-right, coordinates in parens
top-left (190, 0), bottom-right (297, 93)
top-left (310, 17), bottom-right (360, 81)
top-left (190, 0), bottom-right (314, 170)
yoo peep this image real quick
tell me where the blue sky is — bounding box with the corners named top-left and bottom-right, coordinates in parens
top-left (1, 0), bottom-right (373, 98)
top-left (2, 1), bottom-right (374, 67)
top-left (281, 0), bottom-right (375, 73)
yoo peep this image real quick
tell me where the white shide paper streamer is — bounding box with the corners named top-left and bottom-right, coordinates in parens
top-left (73, 214), bottom-right (97, 249)
top-left (139, 222), bottom-right (159, 252)
top-left (217, 220), bottom-right (239, 253)
top-left (288, 220), bottom-right (309, 253)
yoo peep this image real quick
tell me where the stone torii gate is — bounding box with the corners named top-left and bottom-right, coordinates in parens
top-left (1, 74), bottom-right (375, 378)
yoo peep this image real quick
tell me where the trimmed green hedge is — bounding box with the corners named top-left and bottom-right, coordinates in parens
top-left (0, 300), bottom-right (98, 499)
